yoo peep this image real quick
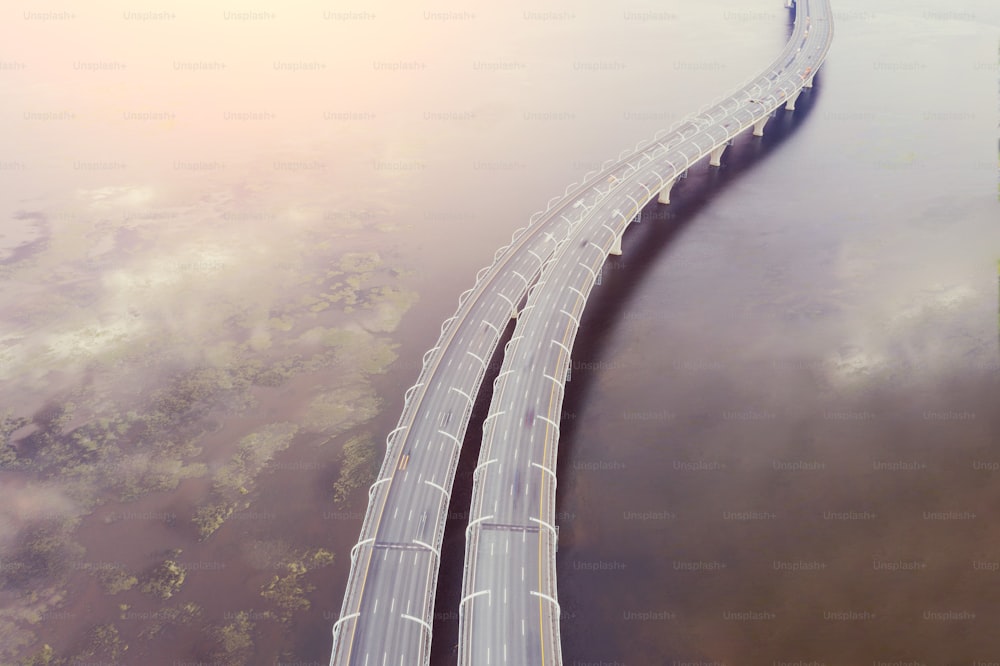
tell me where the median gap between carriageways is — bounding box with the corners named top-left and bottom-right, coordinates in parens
top-left (429, 313), bottom-right (517, 663)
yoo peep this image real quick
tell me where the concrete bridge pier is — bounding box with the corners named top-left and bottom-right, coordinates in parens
top-left (804, 74), bottom-right (815, 88)
top-left (785, 89), bottom-right (801, 110)
top-left (657, 175), bottom-right (678, 204)
top-left (610, 233), bottom-right (623, 256)
top-left (610, 202), bottom-right (648, 253)
top-left (709, 144), bottom-right (727, 167)
top-left (752, 117), bottom-right (768, 136)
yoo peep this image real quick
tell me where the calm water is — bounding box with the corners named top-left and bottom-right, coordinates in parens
top-left (554, 2), bottom-right (1000, 666)
top-left (1, 0), bottom-right (998, 663)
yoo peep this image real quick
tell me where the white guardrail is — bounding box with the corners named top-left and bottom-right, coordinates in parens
top-left (333, 0), bottom-right (832, 663)
top-left (458, 1), bottom-right (832, 664)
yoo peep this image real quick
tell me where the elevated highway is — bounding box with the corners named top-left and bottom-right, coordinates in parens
top-left (457, 1), bottom-right (834, 664)
top-left (326, 59), bottom-right (794, 666)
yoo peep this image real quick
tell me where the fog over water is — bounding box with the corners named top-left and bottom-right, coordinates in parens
top-left (1, 0), bottom-right (998, 663)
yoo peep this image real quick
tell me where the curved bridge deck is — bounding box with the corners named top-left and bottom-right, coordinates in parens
top-left (330, 1), bottom-right (833, 664)
top-left (457, 1), bottom-right (834, 665)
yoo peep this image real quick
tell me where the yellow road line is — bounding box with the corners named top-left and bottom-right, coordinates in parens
top-left (342, 203), bottom-right (564, 664)
top-left (342, 308), bottom-right (472, 662)
top-left (345, 146), bottom-right (639, 665)
top-left (534, 225), bottom-right (623, 664)
top-left (538, 311), bottom-right (577, 666)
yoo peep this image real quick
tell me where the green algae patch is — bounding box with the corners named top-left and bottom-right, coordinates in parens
top-left (96, 564), bottom-right (137, 595)
top-left (135, 602), bottom-right (202, 640)
top-left (337, 251), bottom-right (381, 274)
top-left (302, 388), bottom-right (380, 434)
top-left (260, 561), bottom-right (313, 620)
top-left (212, 610), bottom-right (255, 665)
top-left (258, 547), bottom-right (336, 623)
top-left (214, 424), bottom-right (300, 495)
top-left (86, 623), bottom-right (128, 661)
top-left (332, 434), bottom-right (379, 505)
top-left (140, 554), bottom-right (186, 600)
top-left (194, 423), bottom-right (299, 540)
top-left (359, 285), bottom-right (419, 333)
top-left (193, 501), bottom-right (239, 541)
top-left (0, 183), bottom-right (420, 663)
top-left (18, 643), bottom-right (55, 666)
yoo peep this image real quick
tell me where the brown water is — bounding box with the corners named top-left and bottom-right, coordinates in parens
top-left (1, 0), bottom-right (998, 664)
top-left (553, 3), bottom-right (1000, 665)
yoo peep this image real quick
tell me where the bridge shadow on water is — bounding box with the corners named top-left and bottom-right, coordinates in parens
top-left (428, 75), bottom-right (823, 664)
top-left (556, 80), bottom-right (824, 657)
top-left (429, 315), bottom-right (516, 664)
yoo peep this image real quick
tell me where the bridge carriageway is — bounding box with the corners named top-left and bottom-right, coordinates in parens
top-left (324, 34), bottom-right (832, 661)
top-left (457, 0), bottom-right (833, 664)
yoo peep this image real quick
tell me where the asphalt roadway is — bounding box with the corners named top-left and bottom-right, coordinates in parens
top-left (458, 2), bottom-right (834, 665)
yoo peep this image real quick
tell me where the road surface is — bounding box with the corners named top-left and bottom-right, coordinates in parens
top-left (458, 2), bottom-right (834, 665)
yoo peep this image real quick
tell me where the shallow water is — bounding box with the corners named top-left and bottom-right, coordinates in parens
top-left (1, 0), bottom-right (998, 663)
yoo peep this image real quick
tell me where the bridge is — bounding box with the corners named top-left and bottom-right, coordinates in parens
top-left (457, 1), bottom-right (834, 665)
top-left (329, 0), bottom-right (833, 664)
top-left (327, 79), bottom-right (698, 666)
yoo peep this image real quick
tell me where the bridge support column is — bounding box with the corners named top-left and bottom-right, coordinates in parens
top-left (752, 117), bottom-right (768, 137)
top-left (657, 175), bottom-right (677, 204)
top-left (785, 90), bottom-right (801, 111)
top-left (610, 233), bottom-right (622, 256)
top-left (709, 144), bottom-right (726, 167)
top-left (804, 74), bottom-right (815, 88)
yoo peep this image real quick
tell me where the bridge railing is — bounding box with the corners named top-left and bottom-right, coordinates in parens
top-left (337, 1), bottom-right (833, 663)
top-left (337, 130), bottom-right (632, 663)
top-left (458, 1), bottom-right (833, 662)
